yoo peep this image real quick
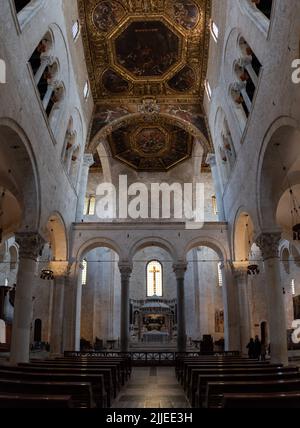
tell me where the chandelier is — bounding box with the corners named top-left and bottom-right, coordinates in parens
top-left (40, 269), bottom-right (54, 280)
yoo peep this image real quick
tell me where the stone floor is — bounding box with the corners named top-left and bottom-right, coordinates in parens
top-left (112, 367), bottom-right (190, 408)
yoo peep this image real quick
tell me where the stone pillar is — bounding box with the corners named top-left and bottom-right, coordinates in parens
top-left (233, 263), bottom-right (252, 354)
top-left (206, 154), bottom-right (226, 221)
top-left (119, 263), bottom-right (132, 353)
top-left (62, 269), bottom-right (76, 352)
top-left (174, 262), bottom-right (187, 353)
top-left (10, 233), bottom-right (45, 364)
top-left (75, 154), bottom-right (94, 222)
top-left (221, 262), bottom-right (241, 352)
top-left (256, 232), bottom-right (288, 365)
top-left (50, 263), bottom-right (69, 355)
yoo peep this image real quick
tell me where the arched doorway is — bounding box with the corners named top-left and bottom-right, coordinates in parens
top-left (79, 245), bottom-right (120, 351)
top-left (185, 245), bottom-right (225, 354)
top-left (34, 318), bottom-right (42, 343)
top-left (260, 321), bottom-right (268, 346)
top-left (130, 246), bottom-right (176, 347)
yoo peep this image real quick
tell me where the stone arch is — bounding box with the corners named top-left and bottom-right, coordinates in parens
top-left (88, 112), bottom-right (212, 155)
top-left (129, 237), bottom-right (178, 264)
top-left (0, 118), bottom-right (40, 234)
top-left (45, 212), bottom-right (68, 261)
top-left (183, 236), bottom-right (228, 262)
top-left (49, 23), bottom-right (70, 98)
top-left (8, 244), bottom-right (18, 271)
top-left (256, 117), bottom-right (300, 231)
top-left (96, 141), bottom-right (112, 183)
top-left (233, 210), bottom-right (255, 262)
top-left (76, 238), bottom-right (122, 265)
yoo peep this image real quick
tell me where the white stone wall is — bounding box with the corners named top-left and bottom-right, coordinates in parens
top-left (80, 248), bottom-right (120, 344)
top-left (0, 0), bottom-right (93, 237)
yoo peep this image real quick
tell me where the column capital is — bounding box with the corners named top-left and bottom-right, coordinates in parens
top-left (256, 232), bottom-right (281, 260)
top-left (15, 232), bottom-right (45, 261)
top-left (119, 263), bottom-right (132, 280)
top-left (206, 153), bottom-right (216, 167)
top-left (83, 154), bottom-right (94, 168)
top-left (173, 262), bottom-right (187, 280)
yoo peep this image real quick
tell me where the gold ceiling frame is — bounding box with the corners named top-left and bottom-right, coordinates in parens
top-left (108, 14), bottom-right (188, 84)
top-left (88, 112), bottom-right (211, 154)
top-left (78, 0), bottom-right (212, 102)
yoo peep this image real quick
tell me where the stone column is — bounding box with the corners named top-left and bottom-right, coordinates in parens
top-left (10, 232), bottom-right (45, 364)
top-left (220, 262), bottom-right (241, 352)
top-left (174, 262), bottom-right (187, 353)
top-left (119, 263), bottom-right (132, 353)
top-left (233, 263), bottom-right (252, 354)
top-left (206, 154), bottom-right (226, 221)
top-left (62, 269), bottom-right (76, 352)
top-left (50, 263), bottom-right (69, 355)
top-left (256, 232), bottom-right (288, 365)
top-left (75, 154), bottom-right (94, 222)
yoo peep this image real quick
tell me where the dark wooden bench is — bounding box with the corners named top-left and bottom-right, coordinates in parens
top-left (222, 391), bottom-right (300, 408)
top-left (59, 356), bottom-right (132, 380)
top-left (0, 369), bottom-right (107, 408)
top-left (188, 365), bottom-right (294, 399)
top-left (194, 370), bottom-right (300, 408)
top-left (183, 361), bottom-right (270, 390)
top-left (0, 378), bottom-right (95, 408)
top-left (2, 365), bottom-right (114, 405)
top-left (20, 362), bottom-right (120, 396)
top-left (0, 393), bottom-right (73, 408)
top-left (176, 357), bottom-right (263, 382)
top-left (206, 378), bottom-right (300, 408)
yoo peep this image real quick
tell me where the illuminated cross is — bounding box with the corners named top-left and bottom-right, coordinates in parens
top-left (149, 265), bottom-right (160, 296)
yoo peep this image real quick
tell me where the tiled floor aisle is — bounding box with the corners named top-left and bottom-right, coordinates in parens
top-left (112, 367), bottom-right (190, 408)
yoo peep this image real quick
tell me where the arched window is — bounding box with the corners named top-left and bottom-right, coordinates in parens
top-left (82, 260), bottom-right (87, 286)
top-left (72, 20), bottom-right (80, 40)
top-left (147, 261), bottom-right (163, 297)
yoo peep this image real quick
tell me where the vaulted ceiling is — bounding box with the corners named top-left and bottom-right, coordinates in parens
top-left (79, 0), bottom-right (212, 171)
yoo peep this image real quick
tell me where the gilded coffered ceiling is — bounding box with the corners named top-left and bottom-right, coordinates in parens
top-left (78, 0), bottom-right (212, 171)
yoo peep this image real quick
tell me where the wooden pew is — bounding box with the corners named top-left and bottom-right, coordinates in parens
top-left (0, 393), bottom-right (73, 408)
top-left (194, 370), bottom-right (300, 408)
top-left (205, 378), bottom-right (300, 408)
top-left (0, 369), bottom-right (107, 408)
top-left (176, 357), bottom-right (262, 382)
top-left (1, 365), bottom-right (114, 406)
top-left (60, 356), bottom-right (132, 380)
top-left (0, 378), bottom-right (95, 408)
top-left (183, 361), bottom-right (270, 390)
top-left (20, 362), bottom-right (121, 396)
top-left (188, 365), bottom-right (294, 399)
top-left (222, 391), bottom-right (300, 408)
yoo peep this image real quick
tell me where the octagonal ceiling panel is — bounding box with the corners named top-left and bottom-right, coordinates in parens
top-left (79, 0), bottom-right (211, 101)
top-left (113, 20), bottom-right (181, 80)
top-left (108, 122), bottom-right (193, 171)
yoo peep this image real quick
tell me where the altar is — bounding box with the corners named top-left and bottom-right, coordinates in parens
top-left (143, 330), bottom-right (170, 344)
top-left (130, 297), bottom-right (177, 344)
